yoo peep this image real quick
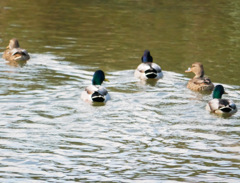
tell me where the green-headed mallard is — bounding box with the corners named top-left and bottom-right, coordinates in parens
top-left (2, 38), bottom-right (30, 62)
top-left (81, 70), bottom-right (110, 103)
top-left (134, 50), bottom-right (163, 80)
top-left (185, 62), bottom-right (214, 92)
top-left (206, 85), bottom-right (237, 115)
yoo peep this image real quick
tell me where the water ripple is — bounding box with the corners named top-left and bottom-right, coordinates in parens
top-left (0, 54), bottom-right (239, 182)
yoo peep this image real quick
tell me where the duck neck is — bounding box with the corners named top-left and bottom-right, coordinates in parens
top-left (194, 70), bottom-right (204, 79)
top-left (92, 76), bottom-right (104, 85)
top-left (9, 40), bottom-right (20, 49)
top-left (92, 79), bottom-right (103, 85)
top-left (213, 90), bottom-right (223, 99)
top-left (141, 53), bottom-right (153, 63)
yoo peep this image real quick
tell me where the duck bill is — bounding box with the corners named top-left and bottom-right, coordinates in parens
top-left (185, 67), bottom-right (192, 73)
top-left (224, 91), bottom-right (228, 94)
top-left (104, 78), bottom-right (109, 82)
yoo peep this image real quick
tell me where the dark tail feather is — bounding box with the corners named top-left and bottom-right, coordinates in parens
top-left (220, 107), bottom-right (232, 113)
top-left (145, 68), bottom-right (157, 78)
top-left (91, 91), bottom-right (105, 102)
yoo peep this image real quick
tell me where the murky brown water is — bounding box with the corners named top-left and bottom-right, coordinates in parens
top-left (0, 0), bottom-right (240, 182)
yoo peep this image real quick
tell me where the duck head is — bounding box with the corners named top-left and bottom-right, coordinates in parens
top-left (7, 38), bottom-right (20, 49)
top-left (92, 70), bottom-right (109, 85)
top-left (185, 62), bottom-right (204, 78)
top-left (213, 85), bottom-right (227, 99)
top-left (141, 50), bottom-right (153, 63)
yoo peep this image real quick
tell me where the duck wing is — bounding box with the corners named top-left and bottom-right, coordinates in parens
top-left (220, 99), bottom-right (237, 110)
top-left (11, 48), bottom-right (29, 56)
top-left (203, 77), bottom-right (212, 84)
top-left (151, 63), bottom-right (162, 73)
top-left (85, 85), bottom-right (108, 96)
top-left (228, 100), bottom-right (237, 110)
top-left (217, 99), bottom-right (238, 113)
top-left (97, 86), bottom-right (108, 96)
top-left (193, 77), bottom-right (211, 84)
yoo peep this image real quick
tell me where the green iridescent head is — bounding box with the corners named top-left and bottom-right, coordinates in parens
top-left (92, 70), bottom-right (108, 85)
top-left (213, 85), bottom-right (226, 99)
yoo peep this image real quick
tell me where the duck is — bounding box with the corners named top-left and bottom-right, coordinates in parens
top-left (185, 62), bottom-right (214, 92)
top-left (206, 85), bottom-right (237, 115)
top-left (2, 38), bottom-right (30, 62)
top-left (134, 50), bottom-right (163, 80)
top-left (81, 70), bottom-right (110, 103)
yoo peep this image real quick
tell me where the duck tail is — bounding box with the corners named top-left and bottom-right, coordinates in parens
top-left (220, 107), bottom-right (232, 113)
top-left (145, 68), bottom-right (157, 78)
top-left (91, 91), bottom-right (105, 102)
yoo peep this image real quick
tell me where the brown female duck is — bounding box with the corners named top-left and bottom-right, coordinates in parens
top-left (2, 38), bottom-right (30, 62)
top-left (185, 62), bottom-right (214, 92)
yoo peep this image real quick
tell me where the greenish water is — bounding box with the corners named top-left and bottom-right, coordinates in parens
top-left (0, 0), bottom-right (240, 182)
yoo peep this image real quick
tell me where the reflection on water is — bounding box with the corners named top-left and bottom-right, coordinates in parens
top-left (5, 60), bottom-right (27, 67)
top-left (0, 0), bottom-right (240, 182)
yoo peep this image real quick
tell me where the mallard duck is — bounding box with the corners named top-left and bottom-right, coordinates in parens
top-left (185, 62), bottom-right (214, 92)
top-left (81, 70), bottom-right (110, 103)
top-left (206, 85), bottom-right (237, 115)
top-left (134, 50), bottom-right (163, 80)
top-left (2, 38), bottom-right (30, 62)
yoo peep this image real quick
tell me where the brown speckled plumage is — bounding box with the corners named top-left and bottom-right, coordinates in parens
top-left (3, 38), bottom-right (30, 62)
top-left (185, 62), bottom-right (214, 92)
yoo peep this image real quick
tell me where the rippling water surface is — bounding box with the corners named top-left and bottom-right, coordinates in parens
top-left (0, 0), bottom-right (240, 182)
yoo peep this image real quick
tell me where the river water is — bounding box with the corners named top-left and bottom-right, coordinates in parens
top-left (0, 1), bottom-right (240, 182)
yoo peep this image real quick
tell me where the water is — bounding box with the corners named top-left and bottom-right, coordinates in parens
top-left (0, 1), bottom-right (240, 182)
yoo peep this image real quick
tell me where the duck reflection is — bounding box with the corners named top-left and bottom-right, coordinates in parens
top-left (5, 60), bottom-right (27, 67)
